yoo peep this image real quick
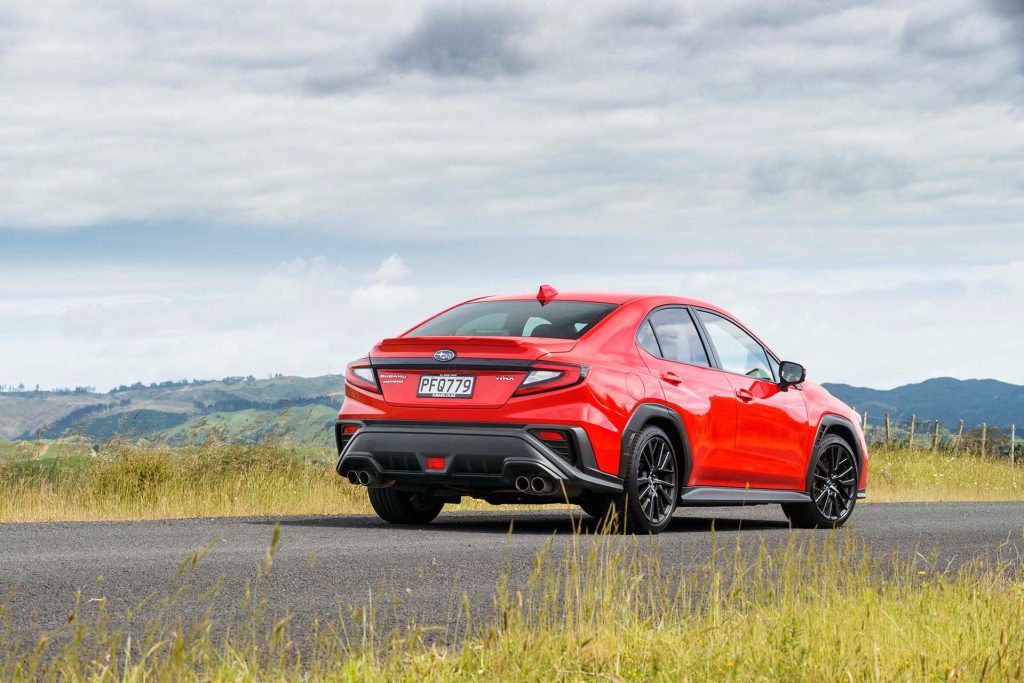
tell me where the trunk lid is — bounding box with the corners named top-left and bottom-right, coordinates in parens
top-left (370, 336), bottom-right (576, 408)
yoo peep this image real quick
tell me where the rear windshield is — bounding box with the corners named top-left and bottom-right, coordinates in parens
top-left (406, 300), bottom-right (617, 340)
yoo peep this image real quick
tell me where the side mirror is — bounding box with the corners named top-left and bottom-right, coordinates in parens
top-left (779, 361), bottom-right (806, 385)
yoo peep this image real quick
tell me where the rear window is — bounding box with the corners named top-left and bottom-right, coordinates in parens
top-left (406, 301), bottom-right (617, 340)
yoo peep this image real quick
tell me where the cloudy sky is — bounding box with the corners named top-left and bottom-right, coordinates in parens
top-left (1, 0), bottom-right (1022, 391)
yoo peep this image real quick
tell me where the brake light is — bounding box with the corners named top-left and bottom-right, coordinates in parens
top-left (513, 362), bottom-right (588, 396)
top-left (425, 457), bottom-right (446, 471)
top-left (345, 359), bottom-right (380, 393)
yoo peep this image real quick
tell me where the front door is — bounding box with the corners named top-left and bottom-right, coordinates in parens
top-left (694, 310), bottom-right (809, 490)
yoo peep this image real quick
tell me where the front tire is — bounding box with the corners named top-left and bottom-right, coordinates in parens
top-left (368, 488), bottom-right (445, 525)
top-left (782, 434), bottom-right (858, 529)
top-left (616, 425), bottom-right (680, 534)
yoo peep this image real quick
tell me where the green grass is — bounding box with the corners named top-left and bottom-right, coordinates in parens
top-left (2, 524), bottom-right (1023, 680)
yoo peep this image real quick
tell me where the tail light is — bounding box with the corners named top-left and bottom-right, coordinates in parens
top-left (345, 359), bottom-right (380, 394)
top-left (513, 362), bottom-right (588, 397)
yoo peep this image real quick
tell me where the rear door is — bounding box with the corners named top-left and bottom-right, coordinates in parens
top-left (693, 309), bottom-right (808, 490)
top-left (637, 307), bottom-right (737, 488)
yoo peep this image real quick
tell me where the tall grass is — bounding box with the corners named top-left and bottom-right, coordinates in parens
top-left (3, 524), bottom-right (1023, 680)
top-left (0, 439), bottom-right (366, 522)
top-left (868, 445), bottom-right (1024, 502)
top-left (1, 441), bottom-right (1022, 523)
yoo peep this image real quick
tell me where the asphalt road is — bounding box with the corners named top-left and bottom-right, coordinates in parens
top-left (2, 502), bottom-right (1023, 644)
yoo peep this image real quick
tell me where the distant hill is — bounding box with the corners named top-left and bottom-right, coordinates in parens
top-left (823, 377), bottom-right (1024, 429)
top-left (1, 374), bottom-right (1019, 443)
top-left (0, 375), bottom-right (344, 443)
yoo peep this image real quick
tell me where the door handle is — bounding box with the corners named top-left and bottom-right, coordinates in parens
top-left (735, 388), bottom-right (754, 403)
top-left (660, 371), bottom-right (682, 385)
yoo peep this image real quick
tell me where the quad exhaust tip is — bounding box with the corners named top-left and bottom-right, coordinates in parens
top-left (357, 470), bottom-right (371, 485)
top-left (514, 475), bottom-right (531, 492)
top-left (346, 471), bottom-right (359, 485)
top-left (530, 476), bottom-right (551, 494)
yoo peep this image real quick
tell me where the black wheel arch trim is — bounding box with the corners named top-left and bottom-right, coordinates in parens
top-left (809, 414), bottom-right (864, 490)
top-left (619, 403), bottom-right (693, 485)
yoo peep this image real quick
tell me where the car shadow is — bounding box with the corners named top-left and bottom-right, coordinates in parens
top-left (248, 511), bottom-right (792, 535)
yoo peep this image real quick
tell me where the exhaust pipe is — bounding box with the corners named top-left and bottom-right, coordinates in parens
top-left (514, 475), bottom-right (531, 492)
top-left (347, 471), bottom-right (359, 485)
top-left (357, 470), bottom-right (371, 485)
top-left (530, 476), bottom-right (553, 494)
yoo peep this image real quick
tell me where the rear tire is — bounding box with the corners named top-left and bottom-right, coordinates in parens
top-left (368, 488), bottom-right (445, 525)
top-left (616, 425), bottom-right (680, 534)
top-left (782, 434), bottom-right (858, 529)
top-left (579, 494), bottom-right (618, 522)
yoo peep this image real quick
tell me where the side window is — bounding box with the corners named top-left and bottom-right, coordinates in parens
top-left (648, 309), bottom-right (711, 367)
top-left (695, 311), bottom-right (774, 380)
top-left (636, 320), bottom-right (662, 357)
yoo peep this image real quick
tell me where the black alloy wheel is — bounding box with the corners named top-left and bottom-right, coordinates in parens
top-left (618, 425), bottom-right (680, 533)
top-left (782, 434), bottom-right (858, 528)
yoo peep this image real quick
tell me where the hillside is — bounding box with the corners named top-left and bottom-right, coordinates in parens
top-left (0, 375), bottom-right (344, 442)
top-left (823, 377), bottom-right (1024, 429)
top-left (2, 374), bottom-right (1020, 444)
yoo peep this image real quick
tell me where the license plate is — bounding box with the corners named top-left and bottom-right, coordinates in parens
top-left (417, 374), bottom-right (475, 398)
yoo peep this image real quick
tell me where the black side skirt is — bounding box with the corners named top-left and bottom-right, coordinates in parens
top-left (678, 486), bottom-right (812, 507)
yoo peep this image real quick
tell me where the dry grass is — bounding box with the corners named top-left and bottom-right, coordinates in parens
top-left (866, 445), bottom-right (1024, 502)
top-left (2, 524), bottom-right (1023, 680)
top-left (1, 440), bottom-right (1022, 523)
top-left (0, 439), bottom-right (368, 522)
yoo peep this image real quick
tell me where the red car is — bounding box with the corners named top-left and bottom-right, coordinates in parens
top-left (336, 286), bottom-right (868, 533)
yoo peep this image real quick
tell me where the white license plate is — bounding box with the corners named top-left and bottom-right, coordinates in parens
top-left (417, 374), bottom-right (475, 398)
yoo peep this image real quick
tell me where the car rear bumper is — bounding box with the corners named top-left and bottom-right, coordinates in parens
top-left (335, 420), bottom-right (623, 499)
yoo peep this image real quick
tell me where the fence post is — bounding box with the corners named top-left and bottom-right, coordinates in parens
top-left (908, 414), bottom-right (916, 449)
top-left (981, 423), bottom-right (987, 456)
top-left (955, 420), bottom-right (964, 454)
top-left (1011, 425), bottom-right (1016, 467)
top-left (884, 413), bottom-right (891, 447)
top-left (932, 419), bottom-right (940, 452)
top-left (862, 410), bottom-right (868, 432)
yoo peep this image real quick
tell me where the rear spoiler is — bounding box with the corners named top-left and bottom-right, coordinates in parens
top-left (377, 336), bottom-right (573, 352)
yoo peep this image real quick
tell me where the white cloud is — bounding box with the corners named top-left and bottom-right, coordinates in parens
top-left (0, 0), bottom-right (1022, 390)
top-left (371, 254), bottom-right (409, 282)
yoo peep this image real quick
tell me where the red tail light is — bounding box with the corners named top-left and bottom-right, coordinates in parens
top-left (345, 359), bottom-right (380, 394)
top-left (513, 362), bottom-right (588, 397)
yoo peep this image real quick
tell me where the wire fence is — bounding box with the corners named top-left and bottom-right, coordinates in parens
top-left (853, 409), bottom-right (1018, 464)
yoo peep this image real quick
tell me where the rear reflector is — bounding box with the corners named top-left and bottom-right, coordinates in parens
top-left (425, 457), bottom-right (446, 471)
top-left (535, 430), bottom-right (565, 441)
top-left (341, 425), bottom-right (359, 435)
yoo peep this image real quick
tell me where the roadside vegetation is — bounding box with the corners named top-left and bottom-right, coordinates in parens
top-left (2, 524), bottom-right (1023, 680)
top-left (0, 440), bottom-right (1022, 522)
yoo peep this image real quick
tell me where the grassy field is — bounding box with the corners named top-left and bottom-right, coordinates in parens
top-left (0, 441), bottom-right (1022, 522)
top-left (2, 524), bottom-right (1023, 680)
